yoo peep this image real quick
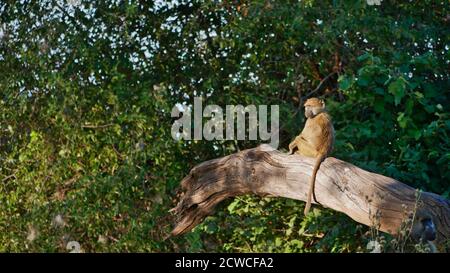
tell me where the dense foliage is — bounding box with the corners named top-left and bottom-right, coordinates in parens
top-left (0, 0), bottom-right (448, 252)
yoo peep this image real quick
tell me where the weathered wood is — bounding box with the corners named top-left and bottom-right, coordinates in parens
top-left (170, 144), bottom-right (450, 248)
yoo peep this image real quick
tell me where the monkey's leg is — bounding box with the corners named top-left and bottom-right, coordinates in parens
top-left (296, 141), bottom-right (319, 158)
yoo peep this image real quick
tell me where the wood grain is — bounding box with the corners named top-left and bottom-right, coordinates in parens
top-left (170, 144), bottom-right (450, 248)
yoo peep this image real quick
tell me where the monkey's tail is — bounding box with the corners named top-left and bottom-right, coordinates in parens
top-left (304, 154), bottom-right (327, 216)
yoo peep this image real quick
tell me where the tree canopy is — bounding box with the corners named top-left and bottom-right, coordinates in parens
top-left (0, 0), bottom-right (448, 252)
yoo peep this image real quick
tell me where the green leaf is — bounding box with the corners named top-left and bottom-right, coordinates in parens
top-left (374, 98), bottom-right (385, 113)
top-left (227, 200), bottom-right (239, 213)
top-left (275, 237), bottom-right (282, 247)
top-left (414, 91), bottom-right (424, 99)
top-left (373, 87), bottom-right (385, 95)
top-left (413, 130), bottom-right (422, 140)
top-left (405, 98), bottom-right (414, 115)
top-left (338, 75), bottom-right (354, 91)
top-left (388, 78), bottom-right (407, 106)
top-left (397, 112), bottom-right (408, 128)
top-left (357, 52), bottom-right (372, 62)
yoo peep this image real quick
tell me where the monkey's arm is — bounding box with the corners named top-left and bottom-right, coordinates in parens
top-left (288, 135), bottom-right (304, 154)
top-left (291, 136), bottom-right (318, 157)
top-left (288, 138), bottom-right (297, 154)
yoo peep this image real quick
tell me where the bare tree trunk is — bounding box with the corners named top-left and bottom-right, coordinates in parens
top-left (170, 145), bottom-right (450, 250)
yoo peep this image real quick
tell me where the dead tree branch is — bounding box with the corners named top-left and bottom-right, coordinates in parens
top-left (170, 145), bottom-right (450, 249)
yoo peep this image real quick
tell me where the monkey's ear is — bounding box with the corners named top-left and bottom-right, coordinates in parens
top-left (320, 99), bottom-right (325, 107)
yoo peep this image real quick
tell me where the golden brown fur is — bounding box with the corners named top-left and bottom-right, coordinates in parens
top-left (288, 98), bottom-right (335, 215)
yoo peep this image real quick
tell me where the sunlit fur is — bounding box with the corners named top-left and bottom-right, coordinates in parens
top-left (304, 98), bottom-right (325, 118)
top-left (288, 97), bottom-right (334, 216)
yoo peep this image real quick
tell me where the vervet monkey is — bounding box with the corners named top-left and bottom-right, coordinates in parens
top-left (288, 98), bottom-right (335, 216)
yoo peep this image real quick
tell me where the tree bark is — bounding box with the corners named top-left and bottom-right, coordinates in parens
top-left (170, 144), bottom-right (450, 249)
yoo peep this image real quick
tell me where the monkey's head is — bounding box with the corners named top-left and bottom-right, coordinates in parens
top-left (304, 98), bottom-right (325, 118)
top-left (410, 211), bottom-right (437, 243)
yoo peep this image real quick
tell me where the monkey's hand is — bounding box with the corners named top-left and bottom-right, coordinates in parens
top-left (288, 141), bottom-right (296, 155)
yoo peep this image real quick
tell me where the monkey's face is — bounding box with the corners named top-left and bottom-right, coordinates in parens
top-left (411, 212), bottom-right (437, 243)
top-left (304, 98), bottom-right (325, 118)
top-left (304, 106), bottom-right (315, 118)
top-left (422, 218), bottom-right (437, 241)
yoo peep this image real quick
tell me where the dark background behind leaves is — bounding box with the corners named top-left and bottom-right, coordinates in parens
top-left (0, 0), bottom-right (448, 252)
